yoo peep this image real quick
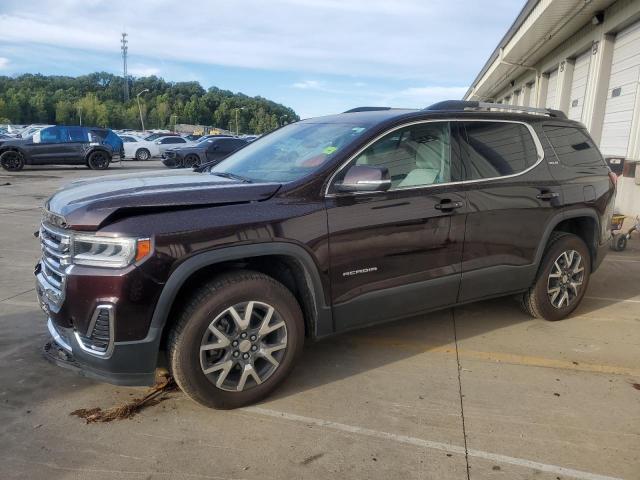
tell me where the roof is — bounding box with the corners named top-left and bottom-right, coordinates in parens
top-left (465, 0), bottom-right (617, 100)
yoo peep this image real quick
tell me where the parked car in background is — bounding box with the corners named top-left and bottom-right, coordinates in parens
top-left (162, 136), bottom-right (248, 168)
top-left (0, 125), bottom-right (123, 171)
top-left (184, 134), bottom-right (203, 142)
top-left (17, 124), bottom-right (53, 139)
top-left (144, 131), bottom-right (180, 141)
top-left (156, 136), bottom-right (189, 156)
top-left (120, 134), bottom-right (155, 160)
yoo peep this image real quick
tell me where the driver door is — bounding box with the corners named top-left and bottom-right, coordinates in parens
top-left (30, 126), bottom-right (73, 164)
top-left (325, 121), bottom-right (467, 332)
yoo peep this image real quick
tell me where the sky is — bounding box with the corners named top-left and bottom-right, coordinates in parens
top-left (0, 0), bottom-right (524, 119)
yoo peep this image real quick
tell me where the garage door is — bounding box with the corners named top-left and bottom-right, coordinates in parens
top-left (568, 49), bottom-right (592, 122)
top-left (600, 21), bottom-right (640, 157)
top-left (545, 68), bottom-right (559, 109)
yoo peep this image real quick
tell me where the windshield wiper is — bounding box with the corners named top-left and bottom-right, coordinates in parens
top-left (210, 171), bottom-right (253, 183)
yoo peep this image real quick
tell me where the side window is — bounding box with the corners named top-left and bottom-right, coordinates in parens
top-left (352, 122), bottom-right (453, 189)
top-left (40, 126), bottom-right (64, 143)
top-left (67, 126), bottom-right (87, 142)
top-left (461, 122), bottom-right (538, 180)
top-left (543, 125), bottom-right (604, 168)
top-left (217, 139), bottom-right (237, 153)
top-left (207, 141), bottom-right (220, 152)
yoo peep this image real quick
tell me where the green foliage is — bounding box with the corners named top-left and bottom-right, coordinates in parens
top-left (0, 72), bottom-right (299, 134)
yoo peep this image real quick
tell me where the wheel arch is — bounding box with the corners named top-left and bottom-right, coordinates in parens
top-left (535, 209), bottom-right (601, 270)
top-left (152, 243), bottom-right (332, 349)
top-left (0, 146), bottom-right (30, 164)
top-left (84, 146), bottom-right (112, 164)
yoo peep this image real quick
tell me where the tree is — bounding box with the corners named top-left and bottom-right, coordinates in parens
top-left (0, 72), bottom-right (299, 133)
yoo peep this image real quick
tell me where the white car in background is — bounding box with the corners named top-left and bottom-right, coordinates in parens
top-left (120, 135), bottom-right (190, 160)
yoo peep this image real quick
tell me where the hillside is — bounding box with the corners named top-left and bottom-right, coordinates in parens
top-left (0, 72), bottom-right (299, 134)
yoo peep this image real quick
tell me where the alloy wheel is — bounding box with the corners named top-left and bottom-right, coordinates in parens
top-left (547, 249), bottom-right (584, 308)
top-left (199, 301), bottom-right (288, 392)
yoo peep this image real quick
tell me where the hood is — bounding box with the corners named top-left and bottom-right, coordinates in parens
top-left (169, 145), bottom-right (203, 155)
top-left (0, 138), bottom-right (29, 148)
top-left (45, 169), bottom-right (281, 230)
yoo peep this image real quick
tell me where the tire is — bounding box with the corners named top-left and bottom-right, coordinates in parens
top-left (520, 232), bottom-right (591, 321)
top-left (135, 148), bottom-right (151, 161)
top-left (87, 150), bottom-right (110, 170)
top-left (0, 150), bottom-right (25, 171)
top-left (168, 270), bottom-right (304, 409)
top-left (183, 154), bottom-right (200, 169)
top-left (610, 233), bottom-right (627, 252)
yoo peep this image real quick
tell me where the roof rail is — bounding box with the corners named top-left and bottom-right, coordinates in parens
top-left (343, 107), bottom-right (392, 113)
top-left (425, 100), bottom-right (567, 119)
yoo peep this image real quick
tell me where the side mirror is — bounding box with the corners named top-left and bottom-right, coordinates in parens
top-left (335, 165), bottom-right (391, 193)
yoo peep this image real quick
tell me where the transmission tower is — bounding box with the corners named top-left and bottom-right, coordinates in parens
top-left (121, 32), bottom-right (129, 101)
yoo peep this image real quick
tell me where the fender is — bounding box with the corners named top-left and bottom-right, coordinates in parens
top-left (84, 145), bottom-right (112, 163)
top-left (149, 242), bottom-right (333, 339)
top-left (533, 208), bottom-right (601, 268)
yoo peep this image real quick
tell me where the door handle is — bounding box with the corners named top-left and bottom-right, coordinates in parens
top-left (536, 192), bottom-right (560, 201)
top-left (435, 200), bottom-right (464, 210)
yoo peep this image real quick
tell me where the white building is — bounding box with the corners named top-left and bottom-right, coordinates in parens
top-left (465, 0), bottom-right (640, 216)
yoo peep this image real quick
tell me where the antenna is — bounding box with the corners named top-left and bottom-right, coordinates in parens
top-left (121, 32), bottom-right (129, 101)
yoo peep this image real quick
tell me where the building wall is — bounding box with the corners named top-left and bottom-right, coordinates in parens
top-left (486, 0), bottom-right (640, 215)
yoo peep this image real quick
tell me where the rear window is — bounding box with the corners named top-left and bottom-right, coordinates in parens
top-left (543, 125), bottom-right (604, 168)
top-left (461, 122), bottom-right (538, 180)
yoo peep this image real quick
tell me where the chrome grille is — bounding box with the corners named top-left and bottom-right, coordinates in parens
top-left (38, 222), bottom-right (71, 307)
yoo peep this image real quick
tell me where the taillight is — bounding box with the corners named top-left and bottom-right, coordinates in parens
top-left (608, 171), bottom-right (617, 188)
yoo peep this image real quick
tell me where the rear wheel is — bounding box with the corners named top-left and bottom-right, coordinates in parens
top-left (135, 148), bottom-right (150, 161)
top-left (0, 150), bottom-right (25, 171)
top-left (87, 150), bottom-right (110, 170)
top-left (183, 154), bottom-right (200, 168)
top-left (168, 270), bottom-right (304, 409)
top-left (610, 233), bottom-right (627, 251)
top-left (520, 232), bottom-right (591, 321)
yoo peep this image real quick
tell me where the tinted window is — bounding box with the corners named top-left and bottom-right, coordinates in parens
top-left (353, 122), bottom-right (453, 189)
top-left (121, 136), bottom-right (136, 142)
top-left (461, 122), bottom-right (537, 180)
top-left (40, 126), bottom-right (68, 143)
top-left (543, 125), bottom-right (604, 168)
top-left (67, 126), bottom-right (87, 142)
top-left (162, 137), bottom-right (185, 144)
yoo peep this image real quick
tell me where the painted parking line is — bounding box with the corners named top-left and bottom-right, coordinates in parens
top-left (585, 295), bottom-right (640, 304)
top-left (604, 258), bottom-right (640, 263)
top-left (345, 337), bottom-right (640, 377)
top-left (244, 407), bottom-right (622, 480)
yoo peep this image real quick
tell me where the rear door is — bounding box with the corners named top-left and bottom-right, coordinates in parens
top-left (325, 121), bottom-right (467, 332)
top-left (458, 120), bottom-right (560, 301)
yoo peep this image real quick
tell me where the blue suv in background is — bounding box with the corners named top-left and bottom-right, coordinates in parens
top-left (0, 125), bottom-right (124, 171)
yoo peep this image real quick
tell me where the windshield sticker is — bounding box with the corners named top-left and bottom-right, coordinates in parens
top-left (323, 146), bottom-right (337, 155)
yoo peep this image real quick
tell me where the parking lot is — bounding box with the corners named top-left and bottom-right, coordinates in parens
top-left (0, 161), bottom-right (638, 480)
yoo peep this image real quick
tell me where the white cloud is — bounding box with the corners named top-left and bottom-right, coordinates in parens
top-left (0, 0), bottom-right (521, 80)
top-left (0, 57), bottom-right (9, 69)
top-left (291, 80), bottom-right (323, 90)
top-left (128, 65), bottom-right (160, 77)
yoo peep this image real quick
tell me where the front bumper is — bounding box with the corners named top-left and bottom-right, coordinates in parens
top-left (36, 260), bottom-right (162, 387)
top-left (42, 315), bottom-right (159, 386)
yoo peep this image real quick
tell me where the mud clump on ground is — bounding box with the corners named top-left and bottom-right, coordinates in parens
top-left (70, 376), bottom-right (178, 423)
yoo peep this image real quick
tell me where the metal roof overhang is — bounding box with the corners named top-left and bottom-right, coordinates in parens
top-left (465, 0), bottom-right (617, 101)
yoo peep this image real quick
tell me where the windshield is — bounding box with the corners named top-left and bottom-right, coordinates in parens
top-left (209, 122), bottom-right (369, 183)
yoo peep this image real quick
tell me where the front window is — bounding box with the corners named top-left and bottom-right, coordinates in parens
top-left (210, 122), bottom-right (370, 183)
top-left (350, 122), bottom-right (453, 189)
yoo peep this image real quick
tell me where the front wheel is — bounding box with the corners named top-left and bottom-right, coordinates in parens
top-left (135, 148), bottom-right (150, 161)
top-left (168, 270), bottom-right (304, 409)
top-left (0, 150), bottom-right (25, 171)
top-left (520, 232), bottom-right (591, 321)
top-left (183, 154), bottom-right (200, 169)
top-left (87, 150), bottom-right (110, 170)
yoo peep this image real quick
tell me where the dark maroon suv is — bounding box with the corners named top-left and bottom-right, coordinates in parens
top-left (37, 101), bottom-right (615, 409)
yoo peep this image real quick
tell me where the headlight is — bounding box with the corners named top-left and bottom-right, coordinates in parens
top-left (71, 235), bottom-right (151, 268)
